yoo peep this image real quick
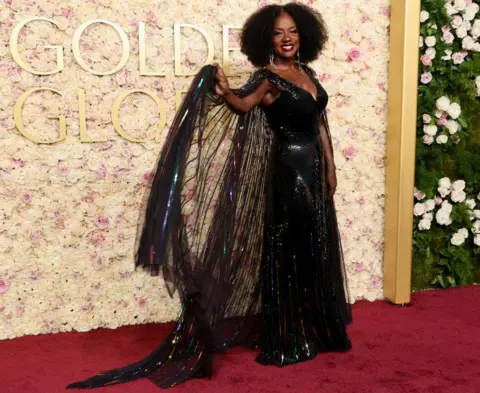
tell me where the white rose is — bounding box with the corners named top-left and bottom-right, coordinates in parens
top-left (452, 180), bottom-right (465, 191)
top-left (441, 49), bottom-right (453, 60)
top-left (472, 221), bottom-right (480, 234)
top-left (425, 36), bottom-right (437, 47)
top-left (426, 47), bottom-right (436, 59)
top-left (474, 235), bottom-right (480, 246)
top-left (447, 102), bottom-right (461, 119)
top-left (462, 36), bottom-right (475, 50)
top-left (420, 10), bottom-right (430, 23)
top-left (423, 114), bottom-right (432, 123)
top-left (419, 36), bottom-right (424, 48)
top-left (423, 135), bottom-right (434, 145)
top-left (438, 186), bottom-right (450, 198)
top-left (425, 199), bottom-right (435, 212)
top-left (438, 177), bottom-right (452, 189)
top-left (464, 3), bottom-right (479, 21)
top-left (436, 96), bottom-right (451, 111)
top-left (476, 75), bottom-right (480, 87)
top-left (445, 3), bottom-right (457, 15)
top-left (436, 208), bottom-right (452, 225)
top-left (456, 26), bottom-right (468, 38)
top-left (458, 228), bottom-right (469, 238)
top-left (446, 120), bottom-right (459, 134)
top-left (471, 25), bottom-right (480, 39)
top-left (436, 135), bottom-right (448, 144)
top-left (454, 0), bottom-right (466, 11)
top-left (465, 199), bottom-right (476, 209)
top-left (414, 203), bottom-right (427, 216)
top-left (418, 218), bottom-right (432, 231)
top-left (423, 213), bottom-right (434, 221)
top-left (441, 200), bottom-right (453, 213)
top-left (475, 210), bottom-right (480, 219)
top-left (451, 15), bottom-right (463, 28)
top-left (424, 125), bottom-right (438, 136)
top-left (451, 232), bottom-right (465, 246)
top-left (445, 4), bottom-right (457, 16)
top-left (451, 189), bottom-right (466, 203)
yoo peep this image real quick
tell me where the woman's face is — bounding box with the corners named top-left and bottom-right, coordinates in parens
top-left (272, 12), bottom-right (299, 60)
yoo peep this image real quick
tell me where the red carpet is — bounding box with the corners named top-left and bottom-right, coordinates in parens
top-left (1, 286), bottom-right (479, 393)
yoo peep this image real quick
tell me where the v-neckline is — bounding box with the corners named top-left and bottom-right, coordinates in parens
top-left (264, 66), bottom-right (318, 103)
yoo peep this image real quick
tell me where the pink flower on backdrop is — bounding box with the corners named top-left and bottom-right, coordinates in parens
top-left (377, 82), bottom-right (386, 91)
top-left (353, 262), bottom-right (364, 273)
top-left (138, 298), bottom-right (147, 308)
top-left (438, 116), bottom-right (448, 126)
top-left (21, 192), bottom-right (32, 204)
top-left (62, 8), bottom-right (74, 19)
top-left (16, 302), bottom-right (25, 317)
top-left (414, 188), bottom-right (426, 200)
top-left (466, 0), bottom-right (472, 4)
top-left (90, 232), bottom-right (105, 246)
top-left (441, 25), bottom-right (451, 34)
top-left (95, 215), bottom-right (110, 229)
top-left (372, 241), bottom-right (381, 251)
top-left (0, 278), bottom-right (9, 294)
top-left (347, 128), bottom-right (358, 139)
top-left (435, 196), bottom-right (443, 205)
top-left (345, 219), bottom-right (354, 228)
top-left (348, 47), bottom-right (362, 62)
top-left (5, 0), bottom-right (12, 6)
top-left (55, 217), bottom-right (65, 229)
top-left (11, 158), bottom-right (26, 167)
top-left (420, 55), bottom-right (432, 66)
top-left (82, 192), bottom-right (94, 204)
top-left (358, 196), bottom-right (365, 205)
top-left (129, 19), bottom-right (138, 29)
top-left (423, 135), bottom-right (434, 145)
top-left (142, 171), bottom-right (154, 186)
top-left (57, 164), bottom-right (70, 177)
top-left (371, 277), bottom-right (381, 289)
top-left (94, 164), bottom-right (107, 180)
top-left (420, 72), bottom-right (432, 84)
top-left (361, 15), bottom-right (368, 23)
top-left (343, 146), bottom-right (356, 159)
top-left (381, 7), bottom-right (391, 18)
top-left (30, 231), bottom-right (41, 242)
top-left (318, 73), bottom-right (329, 82)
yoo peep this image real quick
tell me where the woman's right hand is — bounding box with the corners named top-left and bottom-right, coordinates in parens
top-left (213, 63), bottom-right (230, 96)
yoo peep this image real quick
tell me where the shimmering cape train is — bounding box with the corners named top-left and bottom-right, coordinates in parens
top-left (67, 64), bottom-right (352, 390)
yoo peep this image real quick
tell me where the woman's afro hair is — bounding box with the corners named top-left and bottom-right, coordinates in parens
top-left (240, 2), bottom-right (328, 67)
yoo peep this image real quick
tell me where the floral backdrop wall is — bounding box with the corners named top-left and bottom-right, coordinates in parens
top-left (413, 0), bottom-right (480, 289)
top-left (0, 0), bottom-right (391, 340)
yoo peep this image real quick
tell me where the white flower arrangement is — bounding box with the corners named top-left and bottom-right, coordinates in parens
top-left (0, 1), bottom-right (391, 338)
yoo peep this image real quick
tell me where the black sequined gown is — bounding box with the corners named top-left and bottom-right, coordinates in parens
top-left (67, 64), bottom-right (352, 390)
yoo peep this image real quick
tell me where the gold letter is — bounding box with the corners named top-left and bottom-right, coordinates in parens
top-left (139, 22), bottom-right (166, 76)
top-left (174, 24), bottom-right (214, 76)
top-left (14, 88), bottom-right (66, 144)
top-left (78, 89), bottom-right (107, 142)
top-left (112, 90), bottom-right (166, 143)
top-left (222, 25), bottom-right (248, 77)
top-left (10, 17), bottom-right (64, 75)
top-left (72, 20), bottom-right (130, 75)
top-left (176, 89), bottom-right (188, 112)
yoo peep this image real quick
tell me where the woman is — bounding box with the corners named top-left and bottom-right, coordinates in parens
top-left (67, 3), bottom-right (352, 390)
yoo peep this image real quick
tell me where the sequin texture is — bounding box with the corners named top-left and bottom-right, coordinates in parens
top-left (66, 64), bottom-right (352, 390)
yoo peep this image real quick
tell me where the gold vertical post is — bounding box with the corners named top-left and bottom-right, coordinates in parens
top-left (383, 0), bottom-right (421, 304)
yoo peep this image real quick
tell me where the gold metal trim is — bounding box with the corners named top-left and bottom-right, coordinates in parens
top-left (383, 0), bottom-right (421, 304)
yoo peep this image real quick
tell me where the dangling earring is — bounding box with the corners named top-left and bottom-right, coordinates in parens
top-left (296, 50), bottom-right (304, 73)
top-left (269, 51), bottom-right (276, 68)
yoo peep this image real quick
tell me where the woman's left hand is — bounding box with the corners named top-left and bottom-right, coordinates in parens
top-left (326, 169), bottom-right (337, 199)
